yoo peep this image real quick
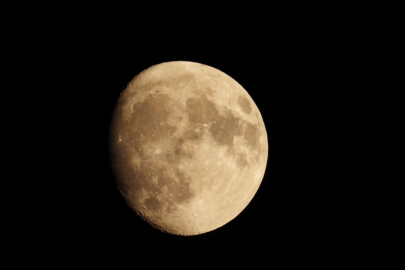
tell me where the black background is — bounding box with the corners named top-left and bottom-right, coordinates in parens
top-left (38, 15), bottom-right (366, 265)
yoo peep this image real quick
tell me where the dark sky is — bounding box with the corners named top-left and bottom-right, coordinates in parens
top-left (42, 21), bottom-right (361, 264)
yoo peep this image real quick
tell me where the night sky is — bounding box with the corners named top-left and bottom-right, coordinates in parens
top-left (44, 19), bottom-right (360, 264)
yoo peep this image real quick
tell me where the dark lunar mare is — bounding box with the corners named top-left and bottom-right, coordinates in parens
top-left (110, 93), bottom-right (197, 218)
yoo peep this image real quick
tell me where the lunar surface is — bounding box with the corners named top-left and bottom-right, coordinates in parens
top-left (109, 61), bottom-right (268, 236)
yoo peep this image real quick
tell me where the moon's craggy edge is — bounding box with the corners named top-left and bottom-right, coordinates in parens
top-left (109, 61), bottom-right (268, 235)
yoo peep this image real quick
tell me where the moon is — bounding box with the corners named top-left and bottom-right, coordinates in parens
top-left (109, 61), bottom-right (268, 236)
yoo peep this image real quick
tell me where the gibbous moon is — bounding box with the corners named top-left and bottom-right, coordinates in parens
top-left (109, 61), bottom-right (268, 236)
